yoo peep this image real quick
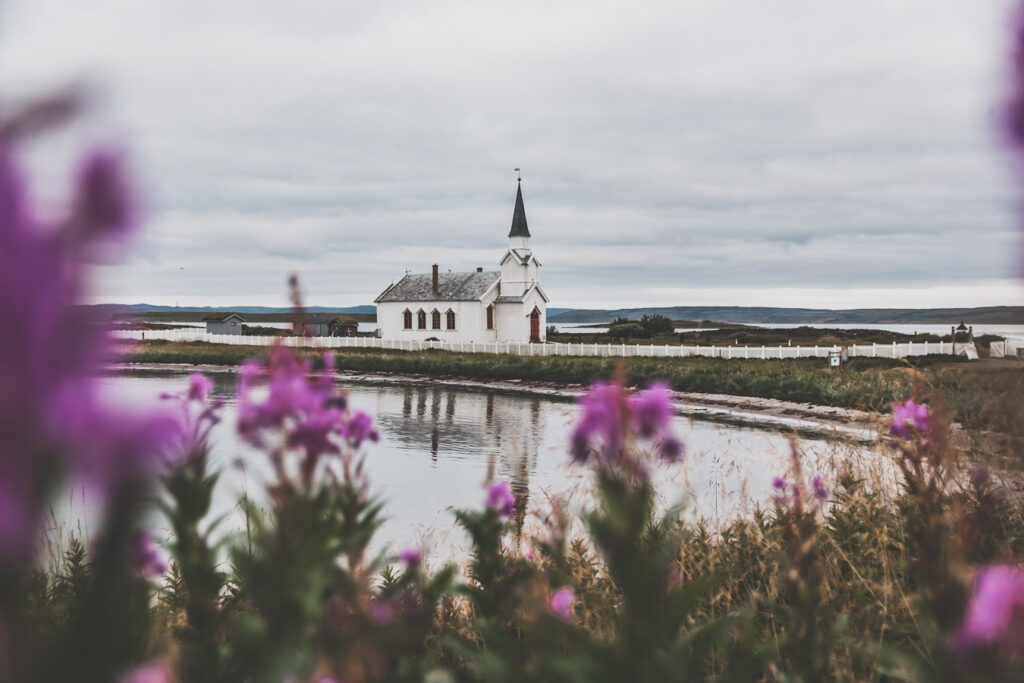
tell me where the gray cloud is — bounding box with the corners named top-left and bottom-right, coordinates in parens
top-left (2, 0), bottom-right (1022, 308)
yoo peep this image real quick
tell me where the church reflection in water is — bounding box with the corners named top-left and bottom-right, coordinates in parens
top-left (373, 384), bottom-right (546, 547)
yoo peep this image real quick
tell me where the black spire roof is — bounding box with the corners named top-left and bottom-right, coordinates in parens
top-left (508, 182), bottom-right (530, 238)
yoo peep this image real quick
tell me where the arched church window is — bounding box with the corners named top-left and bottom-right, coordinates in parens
top-left (486, 305), bottom-right (494, 330)
top-left (403, 309), bottom-right (412, 330)
top-left (446, 309), bottom-right (456, 330)
top-left (431, 309), bottom-right (441, 330)
top-left (417, 309), bottom-right (427, 330)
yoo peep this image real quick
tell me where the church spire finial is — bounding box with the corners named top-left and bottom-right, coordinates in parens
top-left (508, 175), bottom-right (530, 238)
top-left (514, 167), bottom-right (521, 183)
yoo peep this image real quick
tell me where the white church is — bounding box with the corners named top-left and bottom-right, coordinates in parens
top-left (375, 181), bottom-right (549, 343)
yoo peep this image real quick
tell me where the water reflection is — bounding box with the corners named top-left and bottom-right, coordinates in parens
top-left (83, 370), bottom-right (884, 562)
top-left (372, 384), bottom-right (546, 549)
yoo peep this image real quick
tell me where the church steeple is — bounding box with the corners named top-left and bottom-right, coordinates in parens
top-left (508, 181), bottom-right (531, 238)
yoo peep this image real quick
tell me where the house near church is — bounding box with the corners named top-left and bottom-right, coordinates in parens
top-left (203, 312), bottom-right (247, 335)
top-left (302, 314), bottom-right (358, 337)
top-left (375, 181), bottom-right (549, 343)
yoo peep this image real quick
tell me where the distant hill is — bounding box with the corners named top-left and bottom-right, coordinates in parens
top-left (549, 306), bottom-right (1024, 325)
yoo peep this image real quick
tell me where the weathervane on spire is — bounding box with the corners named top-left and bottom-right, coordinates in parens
top-left (514, 167), bottom-right (521, 183)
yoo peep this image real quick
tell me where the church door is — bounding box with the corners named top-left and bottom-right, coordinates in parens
top-left (530, 308), bottom-right (540, 343)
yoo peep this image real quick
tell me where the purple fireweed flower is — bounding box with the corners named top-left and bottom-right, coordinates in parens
top-left (344, 410), bottom-right (379, 449)
top-left (399, 547), bottom-right (422, 568)
top-left (70, 148), bottom-right (136, 240)
top-left (952, 564), bottom-right (1024, 655)
top-left (630, 382), bottom-right (674, 439)
top-left (549, 587), bottom-right (575, 622)
top-left (1005, 6), bottom-right (1024, 153)
top-left (889, 399), bottom-right (930, 439)
top-left (118, 662), bottom-right (170, 683)
top-left (129, 530), bottom-right (167, 577)
top-left (486, 480), bottom-right (516, 519)
top-left (771, 475), bottom-right (787, 491)
top-left (187, 372), bottom-right (213, 403)
top-left (0, 124), bottom-right (170, 570)
top-left (286, 408), bottom-right (344, 461)
top-left (370, 598), bottom-right (395, 624)
top-left (659, 435), bottom-right (685, 463)
top-left (572, 381), bottom-right (684, 468)
top-left (571, 382), bottom-right (626, 464)
top-left (811, 473), bottom-right (829, 502)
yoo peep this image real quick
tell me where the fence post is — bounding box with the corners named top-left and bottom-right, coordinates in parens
top-left (892, 341), bottom-right (897, 358)
top-left (872, 343), bottom-right (877, 357)
top-left (924, 341), bottom-right (928, 354)
top-left (761, 345), bottom-right (766, 359)
top-left (908, 341), bottom-right (913, 356)
top-left (778, 345), bottom-right (782, 359)
top-left (745, 345), bottom-right (749, 359)
top-left (727, 346), bottom-right (732, 359)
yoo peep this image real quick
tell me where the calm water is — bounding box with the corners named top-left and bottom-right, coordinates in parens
top-left (61, 370), bottom-right (879, 561)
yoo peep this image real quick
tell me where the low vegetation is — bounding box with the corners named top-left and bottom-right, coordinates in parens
top-left (20, 361), bottom-right (1024, 681)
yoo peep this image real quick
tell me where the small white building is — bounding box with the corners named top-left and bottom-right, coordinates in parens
top-left (375, 182), bottom-right (549, 343)
top-left (203, 312), bottom-right (246, 335)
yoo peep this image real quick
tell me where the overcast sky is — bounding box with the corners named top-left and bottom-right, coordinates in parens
top-left (2, 0), bottom-right (1023, 310)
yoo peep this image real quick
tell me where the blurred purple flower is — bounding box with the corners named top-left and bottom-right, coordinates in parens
top-left (486, 480), bottom-right (516, 519)
top-left (129, 530), bottom-right (167, 578)
top-left (572, 381), bottom-right (684, 467)
top-left (345, 410), bottom-right (379, 449)
top-left (0, 118), bottom-right (173, 570)
top-left (889, 399), bottom-right (930, 439)
top-left (659, 435), bottom-right (685, 463)
top-left (70, 148), bottom-right (135, 240)
top-left (549, 587), bottom-right (575, 622)
top-left (952, 564), bottom-right (1024, 655)
top-left (1005, 7), bottom-right (1024, 153)
top-left (571, 382), bottom-right (626, 464)
top-left (399, 547), bottom-right (422, 568)
top-left (287, 408), bottom-right (344, 462)
top-left (771, 475), bottom-right (786, 491)
top-left (370, 598), bottom-right (394, 624)
top-left (630, 382), bottom-right (673, 439)
top-left (811, 473), bottom-right (829, 502)
top-left (187, 372), bottom-right (213, 402)
top-left (118, 662), bottom-right (170, 683)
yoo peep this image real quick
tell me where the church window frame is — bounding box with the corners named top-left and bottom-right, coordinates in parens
top-left (431, 309), bottom-right (441, 330)
top-left (417, 309), bottom-right (427, 330)
top-left (446, 309), bottom-right (456, 330)
top-left (486, 304), bottom-right (494, 330)
top-left (402, 309), bottom-right (412, 330)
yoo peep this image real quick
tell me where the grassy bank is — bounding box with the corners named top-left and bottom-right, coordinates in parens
top-left (113, 340), bottom-right (1024, 435)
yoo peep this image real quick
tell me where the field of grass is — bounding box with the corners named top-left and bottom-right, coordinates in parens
top-left (113, 340), bottom-right (1024, 436)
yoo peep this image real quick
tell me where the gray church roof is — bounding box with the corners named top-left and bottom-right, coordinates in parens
top-left (375, 270), bottom-right (501, 303)
top-left (508, 182), bottom-right (530, 238)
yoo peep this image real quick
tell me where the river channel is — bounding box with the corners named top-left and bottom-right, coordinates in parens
top-left (60, 368), bottom-right (882, 563)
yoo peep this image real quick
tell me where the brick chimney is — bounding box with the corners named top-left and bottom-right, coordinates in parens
top-left (476, 267), bottom-right (483, 272)
top-left (432, 264), bottom-right (439, 294)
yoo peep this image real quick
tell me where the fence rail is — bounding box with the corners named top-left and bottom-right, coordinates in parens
top-left (112, 329), bottom-right (961, 360)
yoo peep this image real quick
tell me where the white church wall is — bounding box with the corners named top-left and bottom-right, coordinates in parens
top-left (377, 299), bottom-right (499, 344)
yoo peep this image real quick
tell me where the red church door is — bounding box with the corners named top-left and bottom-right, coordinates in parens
top-left (530, 308), bottom-right (540, 342)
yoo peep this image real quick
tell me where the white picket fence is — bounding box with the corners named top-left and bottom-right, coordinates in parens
top-left (112, 328), bottom-right (961, 360)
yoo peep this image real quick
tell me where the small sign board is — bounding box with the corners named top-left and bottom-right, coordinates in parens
top-left (828, 351), bottom-right (841, 368)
